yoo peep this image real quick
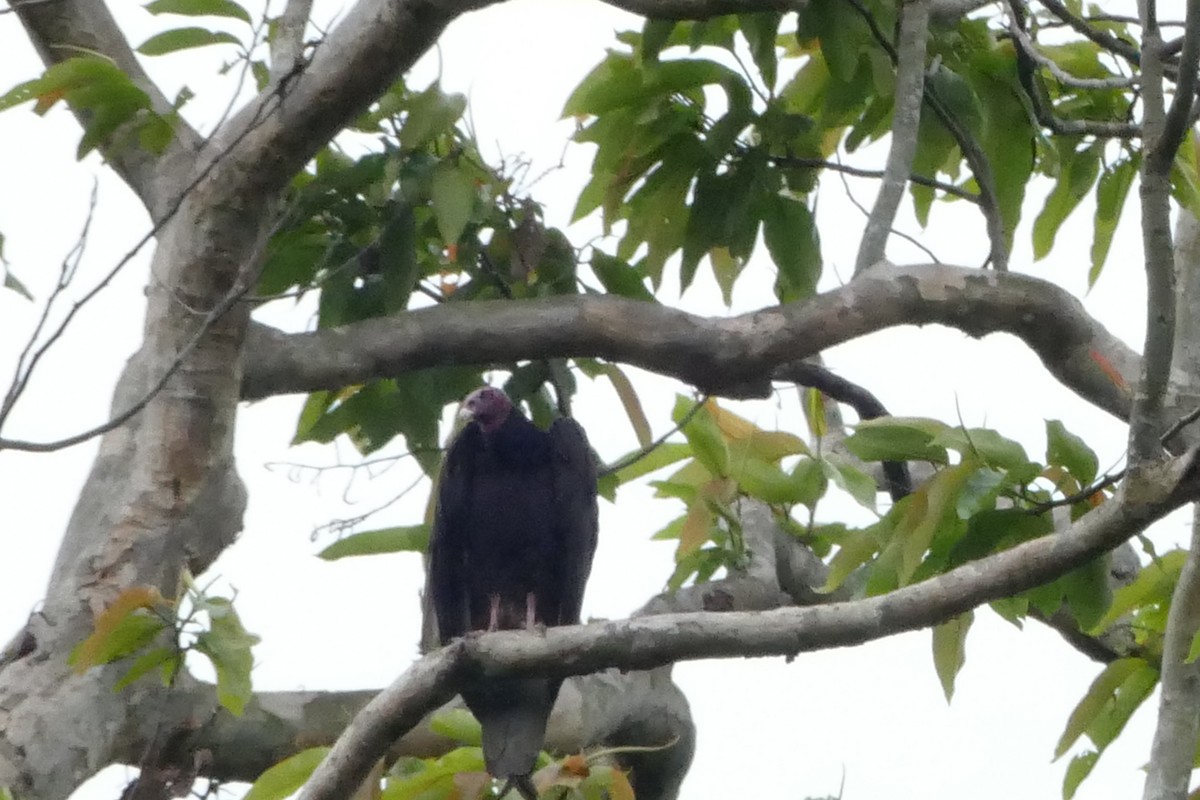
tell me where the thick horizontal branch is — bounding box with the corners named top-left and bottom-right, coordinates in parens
top-left (243, 263), bottom-right (1139, 421)
top-left (296, 454), bottom-right (1200, 800)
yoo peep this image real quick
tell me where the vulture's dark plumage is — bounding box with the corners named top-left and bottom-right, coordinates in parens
top-left (429, 386), bottom-right (598, 799)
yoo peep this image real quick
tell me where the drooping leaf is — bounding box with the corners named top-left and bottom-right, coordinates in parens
top-left (429, 164), bottom-right (477, 246)
top-left (243, 748), bottom-right (331, 800)
top-left (762, 193), bottom-right (820, 302)
top-left (1090, 155), bottom-right (1138, 283)
top-left (1062, 751), bottom-right (1099, 800)
top-left (932, 610), bottom-right (973, 702)
top-left (601, 363), bottom-right (653, 448)
top-left (1046, 420), bottom-right (1100, 487)
top-left (194, 598), bottom-right (260, 715)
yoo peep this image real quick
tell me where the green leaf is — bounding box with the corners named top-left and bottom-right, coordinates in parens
top-left (611, 442), bottom-right (694, 484)
top-left (194, 599), bottom-right (259, 716)
top-left (762, 193), bottom-right (820, 302)
top-left (933, 427), bottom-right (1030, 472)
top-left (429, 708), bottom-right (482, 745)
top-left (1055, 658), bottom-right (1144, 759)
top-left (1062, 751), bottom-right (1099, 800)
top-left (822, 525), bottom-right (882, 592)
top-left (137, 27), bottom-right (241, 55)
top-left (791, 457), bottom-right (828, 508)
top-left (932, 611), bottom-right (973, 702)
top-left (734, 458), bottom-right (807, 504)
top-left (845, 418), bottom-right (952, 463)
top-left (897, 464), bottom-right (975, 583)
top-left (1046, 420), bottom-right (1099, 486)
top-left (243, 748), bottom-right (331, 800)
top-left (739, 13), bottom-right (782, 91)
top-left (821, 459), bottom-right (877, 512)
top-left (70, 586), bottom-right (169, 672)
top-left (114, 646), bottom-right (181, 691)
top-left (1032, 141), bottom-right (1101, 260)
top-left (1060, 558), bottom-right (1112, 632)
top-left (1090, 155), bottom-right (1138, 283)
top-left (145, 0), bottom-right (252, 23)
top-left (317, 525), bottom-right (430, 560)
top-left (3, 267), bottom-right (33, 301)
top-left (676, 399), bottom-right (728, 477)
top-left (398, 84), bottom-right (467, 150)
top-left (74, 613), bottom-right (167, 671)
top-left (429, 164), bottom-right (476, 246)
top-left (1089, 549), bottom-right (1187, 634)
top-left (1086, 658), bottom-right (1157, 750)
top-left (591, 251), bottom-right (655, 301)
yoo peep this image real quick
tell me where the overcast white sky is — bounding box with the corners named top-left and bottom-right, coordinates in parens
top-left (0, 1), bottom-right (1187, 798)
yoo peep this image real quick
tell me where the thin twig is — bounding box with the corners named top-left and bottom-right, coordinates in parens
top-left (599, 395), bottom-right (709, 478)
top-left (770, 155), bottom-right (979, 202)
top-left (0, 182), bottom-right (98, 429)
top-left (1007, 12), bottom-right (1137, 89)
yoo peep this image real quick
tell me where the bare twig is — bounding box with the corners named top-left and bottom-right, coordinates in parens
top-left (1007, 12), bottom-right (1137, 89)
top-left (771, 155), bottom-right (979, 202)
top-left (0, 183), bottom-right (98, 430)
top-left (1129, 0), bottom-right (1182, 462)
top-left (1037, 0), bottom-right (1143, 65)
top-left (843, 0), bottom-right (1009, 269)
top-left (855, 0), bottom-right (932, 274)
top-left (599, 395), bottom-right (709, 477)
top-left (1156, 0), bottom-right (1200, 172)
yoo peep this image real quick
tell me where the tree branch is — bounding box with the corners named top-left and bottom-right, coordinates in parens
top-left (270, 0), bottom-right (315, 83)
top-left (1141, 503), bottom-right (1200, 800)
top-left (295, 453), bottom-right (1200, 800)
top-left (242, 262), bottom-right (1140, 423)
top-left (855, 0), bottom-right (931, 273)
top-left (1129, 0), bottom-right (1180, 462)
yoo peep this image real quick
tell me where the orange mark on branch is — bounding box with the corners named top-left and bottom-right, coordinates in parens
top-left (1089, 349), bottom-right (1129, 391)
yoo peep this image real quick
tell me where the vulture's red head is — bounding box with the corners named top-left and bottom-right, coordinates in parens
top-left (460, 386), bottom-right (512, 432)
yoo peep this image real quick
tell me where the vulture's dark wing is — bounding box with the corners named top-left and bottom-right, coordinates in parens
top-left (428, 423), bottom-right (482, 644)
top-left (548, 417), bottom-right (599, 626)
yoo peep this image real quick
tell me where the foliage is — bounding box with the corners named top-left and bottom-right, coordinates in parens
top-left (5, 0), bottom-right (1194, 797)
top-left (69, 572), bottom-right (259, 715)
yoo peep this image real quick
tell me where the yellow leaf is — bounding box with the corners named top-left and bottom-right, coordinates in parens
top-left (678, 499), bottom-right (712, 556)
top-left (72, 586), bottom-right (167, 673)
top-left (603, 364), bottom-right (652, 448)
top-left (609, 769), bottom-right (636, 800)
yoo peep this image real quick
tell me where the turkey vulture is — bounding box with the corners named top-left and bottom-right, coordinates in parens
top-left (429, 386), bottom-right (598, 798)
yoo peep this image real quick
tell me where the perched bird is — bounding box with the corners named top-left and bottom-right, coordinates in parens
top-left (428, 386), bottom-right (598, 799)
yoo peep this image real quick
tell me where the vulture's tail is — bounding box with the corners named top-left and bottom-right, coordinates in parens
top-left (464, 676), bottom-right (561, 799)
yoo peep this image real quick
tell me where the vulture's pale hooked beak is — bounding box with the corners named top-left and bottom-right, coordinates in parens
top-left (458, 405), bottom-right (476, 422)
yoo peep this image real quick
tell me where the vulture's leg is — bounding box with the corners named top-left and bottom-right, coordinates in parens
top-left (487, 594), bottom-right (501, 632)
top-left (524, 592), bottom-right (538, 632)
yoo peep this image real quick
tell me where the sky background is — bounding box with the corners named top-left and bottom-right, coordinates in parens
top-left (0, 0), bottom-right (1185, 798)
